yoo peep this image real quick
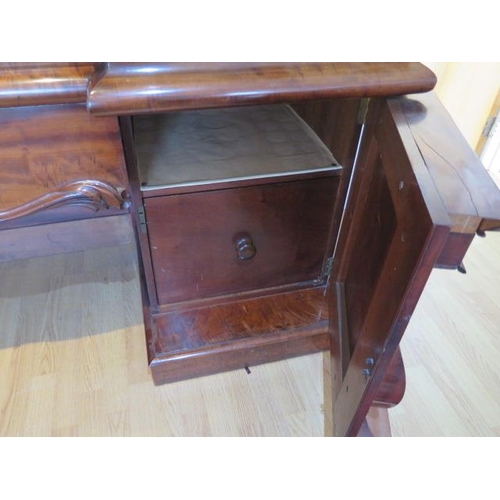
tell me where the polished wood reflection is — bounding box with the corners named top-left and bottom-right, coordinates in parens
top-left (0, 180), bottom-right (129, 223)
top-left (0, 104), bottom-right (129, 229)
top-left (0, 62), bottom-right (99, 107)
top-left (87, 62), bottom-right (437, 115)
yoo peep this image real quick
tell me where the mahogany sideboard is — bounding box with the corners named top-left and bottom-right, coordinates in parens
top-left (1, 62), bottom-right (499, 436)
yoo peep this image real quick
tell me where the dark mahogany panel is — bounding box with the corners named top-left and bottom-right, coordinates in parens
top-left (435, 232), bottom-right (475, 269)
top-left (330, 98), bottom-right (451, 436)
top-left (343, 152), bottom-right (398, 352)
top-left (373, 349), bottom-right (406, 408)
top-left (144, 175), bottom-right (339, 305)
top-left (292, 98), bottom-right (366, 263)
top-left (154, 287), bottom-right (329, 353)
top-left (148, 287), bottom-right (329, 384)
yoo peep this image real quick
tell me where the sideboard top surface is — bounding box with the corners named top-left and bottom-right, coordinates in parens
top-left (87, 62), bottom-right (437, 115)
top-left (0, 63), bottom-right (436, 113)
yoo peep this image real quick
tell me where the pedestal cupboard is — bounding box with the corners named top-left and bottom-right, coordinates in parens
top-left (1, 63), bottom-right (499, 436)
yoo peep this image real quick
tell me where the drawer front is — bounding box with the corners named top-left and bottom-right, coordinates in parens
top-left (145, 176), bottom-right (339, 305)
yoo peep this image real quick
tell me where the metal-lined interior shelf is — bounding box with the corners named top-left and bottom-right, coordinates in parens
top-left (134, 104), bottom-right (340, 190)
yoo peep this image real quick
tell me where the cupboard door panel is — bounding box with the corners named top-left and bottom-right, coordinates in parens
top-left (330, 98), bottom-right (451, 436)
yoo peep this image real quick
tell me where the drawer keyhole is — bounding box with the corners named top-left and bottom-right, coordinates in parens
top-left (234, 234), bottom-right (257, 261)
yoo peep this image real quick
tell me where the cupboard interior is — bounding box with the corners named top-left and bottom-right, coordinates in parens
top-left (130, 99), bottom-right (362, 383)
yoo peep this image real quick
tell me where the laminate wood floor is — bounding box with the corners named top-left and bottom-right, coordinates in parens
top-left (1, 230), bottom-right (499, 436)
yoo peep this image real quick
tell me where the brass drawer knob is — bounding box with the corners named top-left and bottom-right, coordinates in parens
top-left (235, 234), bottom-right (257, 260)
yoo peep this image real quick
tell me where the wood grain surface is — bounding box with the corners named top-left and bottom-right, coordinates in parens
top-left (150, 288), bottom-right (330, 384)
top-left (0, 104), bottom-right (128, 228)
top-left (330, 98), bottom-right (451, 436)
top-left (0, 63), bottom-right (99, 108)
top-left (145, 176), bottom-right (338, 304)
top-left (0, 180), bottom-right (129, 223)
top-left (0, 63), bottom-right (436, 115)
top-left (87, 62), bottom-right (437, 115)
top-left (400, 92), bottom-right (500, 231)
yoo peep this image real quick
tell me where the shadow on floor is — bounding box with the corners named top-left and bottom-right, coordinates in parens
top-left (0, 244), bottom-right (143, 349)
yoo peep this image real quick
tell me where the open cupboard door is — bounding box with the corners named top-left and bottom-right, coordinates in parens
top-left (329, 96), bottom-right (454, 437)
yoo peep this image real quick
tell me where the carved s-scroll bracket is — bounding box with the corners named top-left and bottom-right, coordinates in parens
top-left (0, 180), bottom-right (131, 223)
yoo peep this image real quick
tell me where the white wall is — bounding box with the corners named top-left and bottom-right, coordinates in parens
top-left (424, 62), bottom-right (500, 150)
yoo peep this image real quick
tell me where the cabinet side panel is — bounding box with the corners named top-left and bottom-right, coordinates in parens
top-left (292, 98), bottom-right (364, 303)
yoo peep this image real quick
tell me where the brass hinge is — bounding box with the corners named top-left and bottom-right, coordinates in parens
top-left (138, 205), bottom-right (147, 233)
top-left (357, 98), bottom-right (371, 125)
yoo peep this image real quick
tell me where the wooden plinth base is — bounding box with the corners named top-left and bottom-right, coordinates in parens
top-left (146, 287), bottom-right (330, 385)
top-left (143, 285), bottom-right (407, 421)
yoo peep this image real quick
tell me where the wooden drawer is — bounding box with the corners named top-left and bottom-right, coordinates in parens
top-left (144, 174), bottom-right (339, 305)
